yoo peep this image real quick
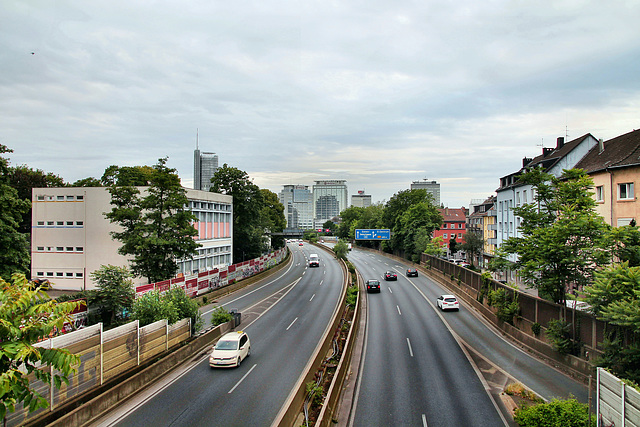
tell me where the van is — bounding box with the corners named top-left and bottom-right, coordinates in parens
top-left (309, 254), bottom-right (320, 267)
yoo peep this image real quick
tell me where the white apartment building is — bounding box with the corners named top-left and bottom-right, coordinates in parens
top-left (31, 187), bottom-right (233, 291)
top-left (495, 135), bottom-right (598, 265)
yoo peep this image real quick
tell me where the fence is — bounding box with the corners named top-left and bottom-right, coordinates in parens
top-left (135, 248), bottom-right (287, 298)
top-left (7, 318), bottom-right (191, 427)
top-left (421, 253), bottom-right (606, 354)
top-left (597, 368), bottom-right (640, 427)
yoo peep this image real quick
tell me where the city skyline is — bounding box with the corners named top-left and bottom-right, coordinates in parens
top-left (3, 2), bottom-right (639, 208)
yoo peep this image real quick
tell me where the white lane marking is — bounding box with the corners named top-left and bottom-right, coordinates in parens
top-left (310, 294), bottom-right (316, 302)
top-left (228, 364), bottom-right (257, 394)
top-left (407, 338), bottom-right (414, 357)
top-left (320, 280), bottom-right (324, 285)
top-left (422, 413), bottom-right (428, 427)
top-left (397, 305), bottom-right (402, 316)
top-left (388, 287), bottom-right (393, 294)
top-left (286, 317), bottom-right (298, 330)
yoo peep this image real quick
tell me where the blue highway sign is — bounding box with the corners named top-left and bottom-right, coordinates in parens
top-left (355, 229), bottom-right (391, 240)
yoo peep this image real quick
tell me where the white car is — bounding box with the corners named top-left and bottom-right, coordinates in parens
top-left (309, 254), bottom-right (320, 267)
top-left (437, 295), bottom-right (459, 311)
top-left (209, 331), bottom-right (251, 368)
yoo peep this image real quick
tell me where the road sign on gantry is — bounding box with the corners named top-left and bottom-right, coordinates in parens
top-left (355, 229), bottom-right (391, 240)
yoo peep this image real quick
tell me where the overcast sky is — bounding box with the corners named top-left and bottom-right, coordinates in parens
top-left (2, 1), bottom-right (639, 208)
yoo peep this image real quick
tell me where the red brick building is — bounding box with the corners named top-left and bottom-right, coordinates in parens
top-left (433, 207), bottom-right (468, 248)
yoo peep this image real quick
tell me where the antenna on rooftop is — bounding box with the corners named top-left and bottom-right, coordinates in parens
top-left (196, 128), bottom-right (199, 150)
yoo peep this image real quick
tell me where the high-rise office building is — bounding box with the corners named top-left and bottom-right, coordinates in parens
top-left (411, 179), bottom-right (441, 205)
top-left (194, 143), bottom-right (219, 192)
top-left (351, 190), bottom-right (372, 207)
top-left (313, 180), bottom-right (348, 228)
top-left (279, 185), bottom-right (314, 229)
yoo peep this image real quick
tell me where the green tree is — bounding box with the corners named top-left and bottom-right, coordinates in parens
top-left (260, 189), bottom-right (286, 250)
top-left (333, 241), bottom-right (349, 260)
top-left (448, 236), bottom-right (458, 256)
top-left (424, 236), bottom-right (445, 258)
top-left (382, 189), bottom-right (437, 254)
top-left (72, 177), bottom-right (102, 187)
top-left (608, 224), bottom-right (640, 266)
top-left (131, 290), bottom-right (175, 326)
top-left (499, 168), bottom-right (610, 304)
top-left (101, 165), bottom-right (153, 186)
top-left (0, 274), bottom-right (85, 419)
top-left (164, 287), bottom-right (201, 331)
top-left (90, 265), bottom-right (135, 327)
top-left (461, 231), bottom-right (484, 267)
top-left (210, 164), bottom-right (264, 261)
top-left (321, 220), bottom-right (336, 235)
top-left (105, 158), bottom-right (199, 283)
top-left (397, 202), bottom-right (442, 262)
top-left (0, 146), bottom-right (31, 280)
top-left (337, 206), bottom-right (364, 239)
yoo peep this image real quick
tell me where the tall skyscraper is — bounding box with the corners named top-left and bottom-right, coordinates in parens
top-left (279, 185), bottom-right (314, 230)
top-left (313, 180), bottom-right (348, 228)
top-left (411, 179), bottom-right (441, 205)
top-left (194, 134), bottom-right (219, 192)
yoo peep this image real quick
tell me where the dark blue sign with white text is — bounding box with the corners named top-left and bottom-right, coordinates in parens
top-left (355, 229), bottom-right (391, 240)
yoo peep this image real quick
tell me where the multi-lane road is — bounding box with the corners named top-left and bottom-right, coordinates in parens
top-left (89, 243), bottom-right (588, 426)
top-left (346, 248), bottom-right (588, 427)
top-left (92, 242), bottom-right (344, 427)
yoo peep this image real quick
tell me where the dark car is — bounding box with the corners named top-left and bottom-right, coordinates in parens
top-left (384, 271), bottom-right (397, 281)
top-left (366, 279), bottom-right (381, 293)
top-left (406, 268), bottom-right (418, 277)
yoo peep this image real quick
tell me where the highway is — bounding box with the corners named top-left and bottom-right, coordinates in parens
top-left (347, 248), bottom-right (589, 426)
top-left (91, 242), bottom-right (344, 427)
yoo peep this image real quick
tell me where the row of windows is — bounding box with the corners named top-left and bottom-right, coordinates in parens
top-left (193, 246), bottom-right (232, 256)
top-left (36, 220), bottom-right (84, 227)
top-left (442, 223), bottom-right (464, 229)
top-left (442, 233), bottom-right (464, 239)
top-left (36, 271), bottom-right (84, 278)
top-left (189, 200), bottom-right (232, 211)
top-left (36, 194), bottom-right (84, 201)
top-left (596, 183), bottom-right (635, 202)
top-left (36, 246), bottom-right (84, 252)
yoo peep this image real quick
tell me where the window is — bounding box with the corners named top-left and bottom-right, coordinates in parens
top-left (516, 192), bottom-right (521, 206)
top-left (37, 246), bottom-right (44, 251)
top-left (67, 221), bottom-right (74, 226)
top-left (75, 272), bottom-right (83, 278)
top-left (37, 221), bottom-right (44, 226)
top-left (442, 223), bottom-right (447, 228)
top-left (57, 221), bottom-right (64, 226)
top-left (46, 272), bottom-right (54, 277)
top-left (66, 272), bottom-right (74, 277)
top-left (76, 195), bottom-right (84, 200)
top-left (66, 247), bottom-right (73, 251)
top-left (459, 223), bottom-right (463, 229)
top-left (443, 233), bottom-right (448, 239)
top-left (619, 183), bottom-right (634, 200)
top-left (76, 247), bottom-right (83, 252)
top-left (67, 195), bottom-right (74, 200)
top-left (56, 272), bottom-right (63, 277)
top-left (76, 221), bottom-right (84, 226)
top-left (596, 186), bottom-right (604, 202)
top-left (57, 195), bottom-right (64, 201)
top-left (56, 247), bottom-right (64, 251)
top-left (47, 221), bottom-right (54, 226)
top-left (37, 195), bottom-right (45, 201)
top-left (458, 233), bottom-right (462, 238)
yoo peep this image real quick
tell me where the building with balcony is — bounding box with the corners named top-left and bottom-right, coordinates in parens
top-left (467, 196), bottom-right (497, 267)
top-left (31, 187), bottom-right (232, 291)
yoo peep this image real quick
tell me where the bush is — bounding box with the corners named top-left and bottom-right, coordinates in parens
top-left (306, 381), bottom-right (324, 407)
top-left (514, 397), bottom-right (594, 427)
top-left (546, 318), bottom-right (577, 355)
top-left (211, 306), bottom-right (233, 326)
top-left (131, 290), bottom-right (175, 326)
top-left (346, 284), bottom-right (358, 307)
top-left (531, 322), bottom-right (541, 336)
top-left (488, 288), bottom-right (519, 324)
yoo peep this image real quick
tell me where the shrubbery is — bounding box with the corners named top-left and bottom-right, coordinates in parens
top-left (514, 398), bottom-right (594, 427)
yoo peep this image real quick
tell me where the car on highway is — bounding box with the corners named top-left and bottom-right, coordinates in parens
top-left (209, 331), bottom-right (251, 368)
top-left (436, 295), bottom-right (459, 311)
top-left (384, 271), bottom-right (397, 281)
top-left (309, 254), bottom-right (320, 267)
top-left (406, 268), bottom-right (418, 277)
top-left (299, 242), bottom-right (304, 246)
top-left (366, 279), bottom-right (381, 293)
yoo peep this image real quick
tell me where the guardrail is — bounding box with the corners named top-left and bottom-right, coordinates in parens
top-left (272, 256), bottom-right (350, 426)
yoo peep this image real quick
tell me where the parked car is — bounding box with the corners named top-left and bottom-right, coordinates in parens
top-left (436, 295), bottom-right (459, 311)
top-left (209, 331), bottom-right (251, 368)
top-left (366, 279), bottom-right (381, 293)
top-left (406, 268), bottom-right (418, 277)
top-left (384, 271), bottom-right (397, 281)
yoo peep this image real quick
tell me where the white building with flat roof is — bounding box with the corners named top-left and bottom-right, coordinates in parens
top-left (31, 187), bottom-right (233, 291)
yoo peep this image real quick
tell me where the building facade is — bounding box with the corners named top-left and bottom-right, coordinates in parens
top-left (351, 190), bottom-right (372, 208)
top-left (411, 179), bottom-right (441, 206)
top-left (433, 207), bottom-right (467, 254)
top-left (495, 135), bottom-right (599, 261)
top-left (278, 184), bottom-right (314, 230)
top-left (31, 187), bottom-right (232, 291)
top-left (312, 180), bottom-right (348, 228)
top-left (467, 196), bottom-right (497, 267)
top-left (574, 129), bottom-right (640, 227)
top-left (194, 149), bottom-right (219, 192)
